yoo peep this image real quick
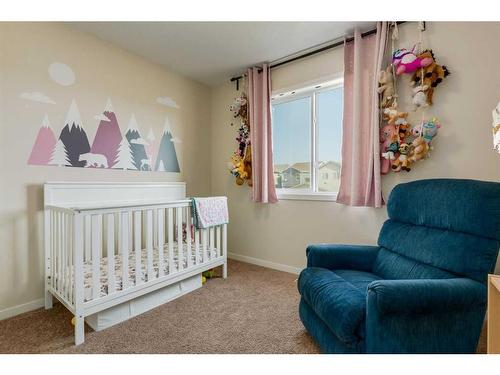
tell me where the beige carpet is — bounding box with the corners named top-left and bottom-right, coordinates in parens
top-left (0, 260), bottom-right (487, 354)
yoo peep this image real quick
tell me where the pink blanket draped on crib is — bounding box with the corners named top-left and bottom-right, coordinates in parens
top-left (191, 197), bottom-right (229, 229)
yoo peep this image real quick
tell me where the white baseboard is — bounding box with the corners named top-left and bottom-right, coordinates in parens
top-left (228, 252), bottom-right (302, 275)
top-left (0, 298), bottom-right (45, 321)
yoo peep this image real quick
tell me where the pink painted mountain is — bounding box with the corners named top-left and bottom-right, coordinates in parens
top-left (28, 115), bottom-right (56, 165)
top-left (90, 99), bottom-right (122, 168)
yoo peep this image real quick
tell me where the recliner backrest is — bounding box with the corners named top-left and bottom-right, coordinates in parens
top-left (373, 179), bottom-right (500, 283)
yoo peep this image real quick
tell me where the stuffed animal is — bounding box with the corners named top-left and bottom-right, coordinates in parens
top-left (384, 107), bottom-right (408, 127)
top-left (383, 106), bottom-right (398, 122)
top-left (493, 102), bottom-right (500, 153)
top-left (392, 46), bottom-right (434, 75)
top-left (412, 84), bottom-right (429, 110)
top-left (382, 107), bottom-right (409, 146)
top-left (410, 50), bottom-right (450, 105)
top-left (242, 145), bottom-right (252, 186)
top-left (377, 65), bottom-right (395, 108)
top-left (230, 94), bottom-right (248, 120)
top-left (410, 125), bottom-right (423, 137)
top-left (382, 141), bottom-right (399, 161)
top-left (395, 118), bottom-right (410, 142)
top-left (422, 118), bottom-right (441, 143)
top-left (391, 143), bottom-right (412, 172)
top-left (409, 136), bottom-right (430, 163)
top-left (380, 124), bottom-right (399, 173)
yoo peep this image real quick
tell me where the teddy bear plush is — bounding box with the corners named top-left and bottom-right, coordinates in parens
top-left (409, 136), bottom-right (430, 163)
top-left (377, 65), bottom-right (395, 108)
top-left (412, 84), bottom-right (429, 109)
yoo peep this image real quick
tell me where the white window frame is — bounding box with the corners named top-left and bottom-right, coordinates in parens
top-left (271, 78), bottom-right (343, 202)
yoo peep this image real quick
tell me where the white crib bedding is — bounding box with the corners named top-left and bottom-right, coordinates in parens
top-left (58, 242), bottom-right (219, 302)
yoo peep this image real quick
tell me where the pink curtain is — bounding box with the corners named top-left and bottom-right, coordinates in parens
top-left (248, 64), bottom-right (278, 203)
top-left (336, 22), bottom-right (388, 208)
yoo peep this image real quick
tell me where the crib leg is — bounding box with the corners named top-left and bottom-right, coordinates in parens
top-left (74, 315), bottom-right (85, 345)
top-left (223, 262), bottom-right (228, 279)
top-left (44, 289), bottom-right (53, 310)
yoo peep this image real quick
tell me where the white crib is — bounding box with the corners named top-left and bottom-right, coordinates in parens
top-left (44, 182), bottom-right (227, 345)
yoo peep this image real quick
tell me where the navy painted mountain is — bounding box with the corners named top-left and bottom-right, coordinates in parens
top-left (59, 100), bottom-right (90, 167)
top-left (125, 115), bottom-right (150, 171)
top-left (155, 123), bottom-right (180, 173)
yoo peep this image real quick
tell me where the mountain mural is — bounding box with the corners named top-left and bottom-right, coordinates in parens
top-left (59, 99), bottom-right (90, 167)
top-left (28, 114), bottom-right (56, 165)
top-left (26, 98), bottom-right (181, 174)
top-left (154, 117), bottom-right (180, 173)
top-left (125, 114), bottom-right (150, 171)
top-left (90, 99), bottom-right (122, 168)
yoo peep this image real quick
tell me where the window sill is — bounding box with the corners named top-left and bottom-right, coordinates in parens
top-left (277, 192), bottom-right (338, 202)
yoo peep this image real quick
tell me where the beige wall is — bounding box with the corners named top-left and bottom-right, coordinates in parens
top-left (0, 23), bottom-right (212, 313)
top-left (211, 22), bottom-right (500, 272)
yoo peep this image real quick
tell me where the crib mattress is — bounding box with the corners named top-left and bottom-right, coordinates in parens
top-left (57, 243), bottom-right (219, 302)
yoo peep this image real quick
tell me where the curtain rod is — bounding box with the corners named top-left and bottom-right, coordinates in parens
top-left (230, 21), bottom-right (410, 88)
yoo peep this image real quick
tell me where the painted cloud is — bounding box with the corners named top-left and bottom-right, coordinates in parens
top-left (20, 91), bottom-right (56, 104)
top-left (156, 96), bottom-right (180, 109)
top-left (49, 62), bottom-right (76, 86)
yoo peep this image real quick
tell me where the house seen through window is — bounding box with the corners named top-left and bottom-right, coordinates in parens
top-left (271, 80), bottom-right (343, 195)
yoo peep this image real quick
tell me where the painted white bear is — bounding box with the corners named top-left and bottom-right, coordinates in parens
top-left (79, 153), bottom-right (108, 168)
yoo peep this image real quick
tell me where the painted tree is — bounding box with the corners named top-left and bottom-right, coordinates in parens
top-left (125, 114), bottom-right (149, 171)
top-left (113, 137), bottom-right (136, 170)
top-left (49, 139), bottom-right (71, 167)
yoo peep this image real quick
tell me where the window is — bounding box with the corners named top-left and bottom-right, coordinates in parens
top-left (271, 79), bottom-right (343, 200)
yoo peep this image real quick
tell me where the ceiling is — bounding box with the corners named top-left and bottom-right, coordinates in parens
top-left (69, 22), bottom-right (375, 87)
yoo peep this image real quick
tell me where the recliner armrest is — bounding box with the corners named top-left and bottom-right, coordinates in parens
top-left (306, 244), bottom-right (380, 272)
top-left (367, 278), bottom-right (487, 315)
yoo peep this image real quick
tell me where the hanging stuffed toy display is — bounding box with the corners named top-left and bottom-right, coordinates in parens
top-left (227, 85), bottom-right (253, 186)
top-left (409, 50), bottom-right (450, 106)
top-left (379, 21), bottom-right (449, 174)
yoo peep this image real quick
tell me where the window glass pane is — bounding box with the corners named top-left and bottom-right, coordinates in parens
top-left (272, 96), bottom-right (311, 190)
top-left (316, 87), bottom-right (343, 192)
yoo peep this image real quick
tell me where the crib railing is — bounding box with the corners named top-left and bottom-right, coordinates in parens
top-left (45, 200), bottom-right (227, 310)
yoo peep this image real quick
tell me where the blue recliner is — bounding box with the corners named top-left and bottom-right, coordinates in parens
top-left (298, 179), bottom-right (500, 353)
